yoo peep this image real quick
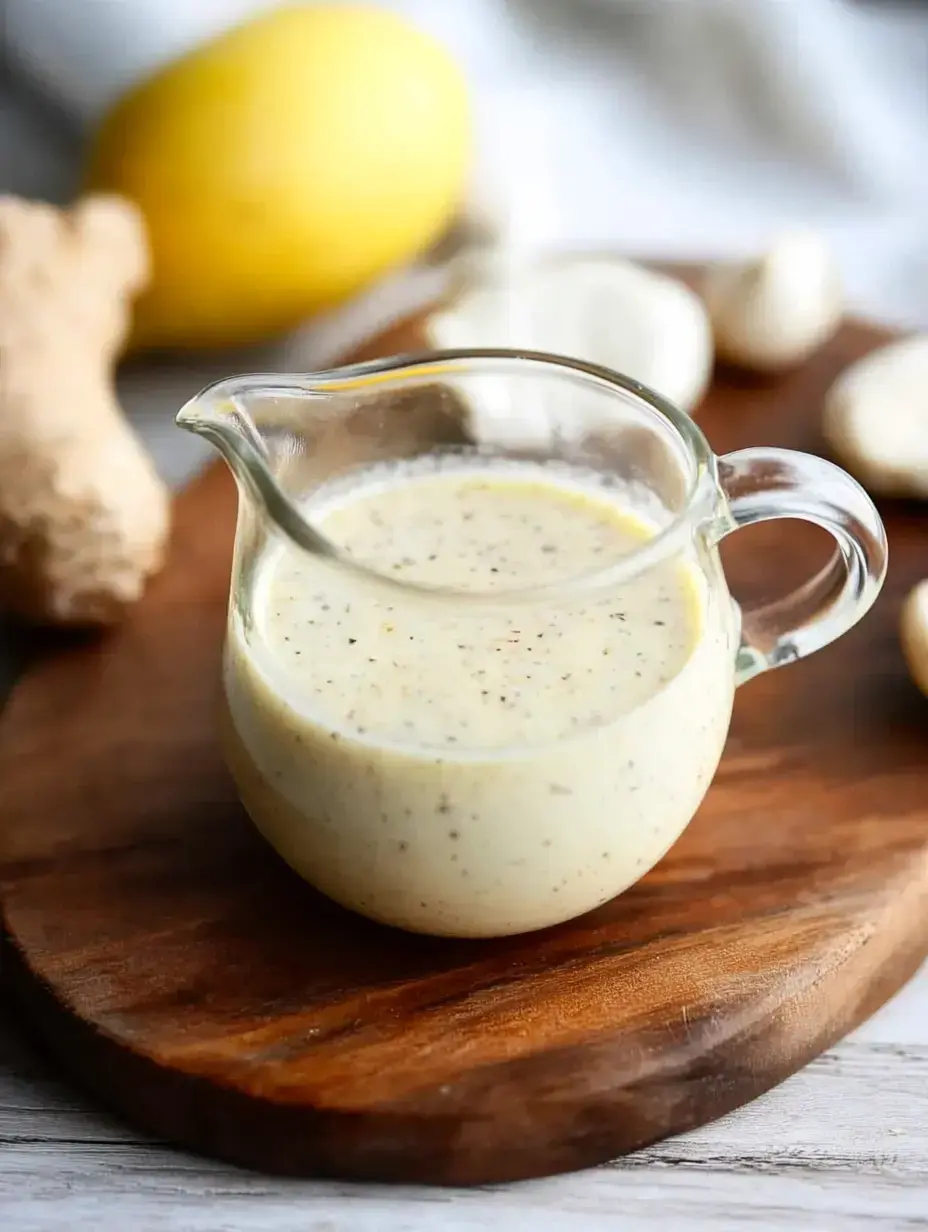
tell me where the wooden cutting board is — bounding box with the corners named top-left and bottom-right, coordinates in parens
top-left (1, 312), bottom-right (927, 1186)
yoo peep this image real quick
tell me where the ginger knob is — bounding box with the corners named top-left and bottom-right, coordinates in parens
top-left (0, 195), bottom-right (170, 624)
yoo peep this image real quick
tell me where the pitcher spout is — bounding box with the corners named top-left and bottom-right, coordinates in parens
top-left (176, 373), bottom-right (334, 556)
top-left (176, 374), bottom-right (271, 477)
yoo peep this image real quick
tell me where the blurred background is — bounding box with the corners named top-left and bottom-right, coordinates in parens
top-left (2, 0), bottom-right (927, 486)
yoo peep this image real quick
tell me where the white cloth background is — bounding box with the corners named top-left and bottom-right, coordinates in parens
top-left (1, 0), bottom-right (927, 481)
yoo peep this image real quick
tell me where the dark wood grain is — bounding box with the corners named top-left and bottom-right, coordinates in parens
top-left (1, 314), bottom-right (927, 1186)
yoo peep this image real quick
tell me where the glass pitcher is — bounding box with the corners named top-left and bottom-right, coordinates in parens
top-left (177, 349), bottom-right (887, 938)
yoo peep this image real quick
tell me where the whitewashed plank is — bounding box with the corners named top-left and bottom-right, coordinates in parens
top-left (1, 1152), bottom-right (926, 1232)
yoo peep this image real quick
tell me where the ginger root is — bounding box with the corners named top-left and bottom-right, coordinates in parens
top-left (0, 195), bottom-right (169, 625)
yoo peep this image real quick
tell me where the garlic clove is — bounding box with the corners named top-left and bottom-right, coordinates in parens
top-left (704, 231), bottom-right (843, 371)
top-left (425, 252), bottom-right (713, 448)
top-left (822, 334), bottom-right (928, 498)
top-left (900, 579), bottom-right (928, 698)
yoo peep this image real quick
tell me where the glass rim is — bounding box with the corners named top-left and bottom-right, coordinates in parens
top-left (178, 347), bottom-right (722, 604)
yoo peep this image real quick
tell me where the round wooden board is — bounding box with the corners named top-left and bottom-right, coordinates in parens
top-left (1, 314), bottom-right (928, 1186)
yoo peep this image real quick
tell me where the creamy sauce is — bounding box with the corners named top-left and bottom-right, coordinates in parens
top-left (223, 457), bottom-right (736, 936)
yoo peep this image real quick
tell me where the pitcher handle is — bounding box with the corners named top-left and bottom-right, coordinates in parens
top-left (716, 448), bottom-right (888, 685)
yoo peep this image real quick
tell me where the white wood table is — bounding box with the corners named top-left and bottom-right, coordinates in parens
top-left (1, 965), bottom-right (925, 1232)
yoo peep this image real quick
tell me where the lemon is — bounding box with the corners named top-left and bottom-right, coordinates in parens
top-left (85, 4), bottom-right (471, 350)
